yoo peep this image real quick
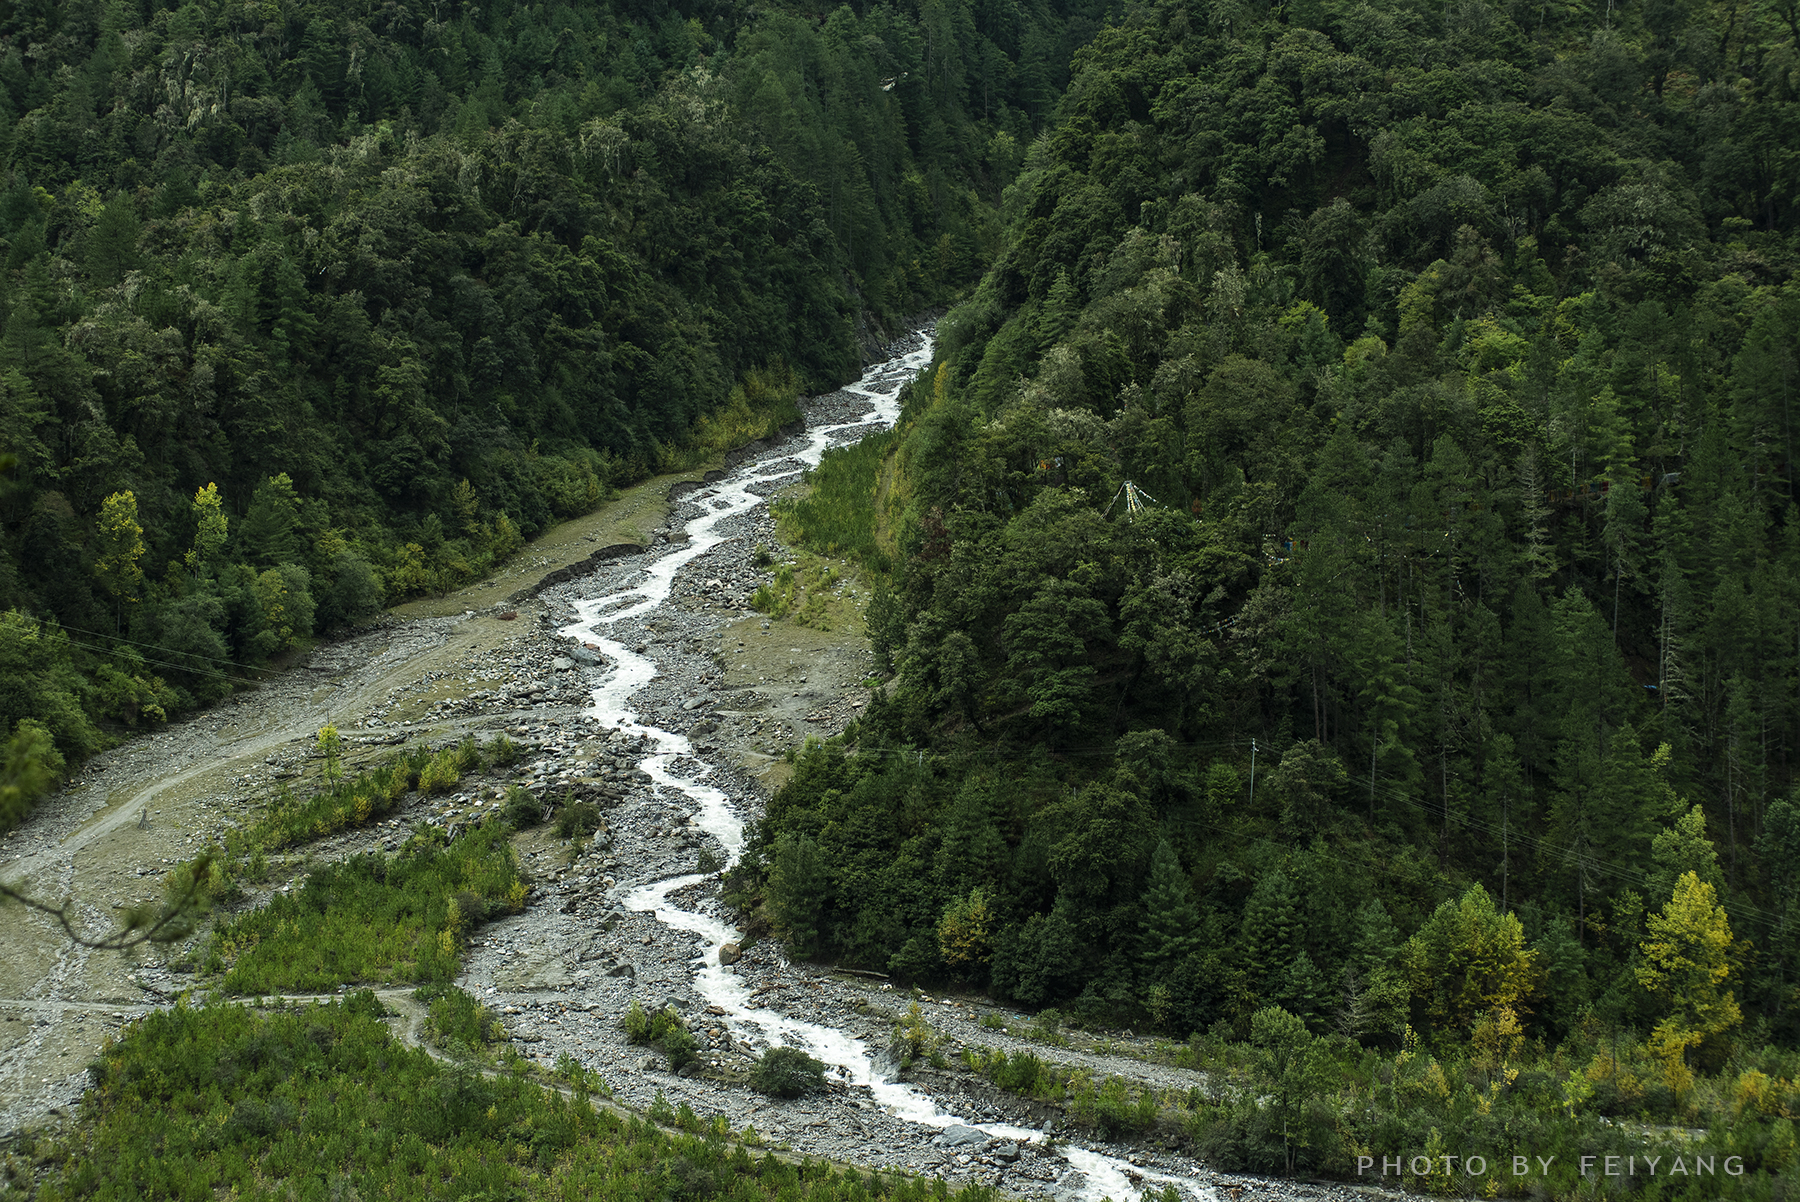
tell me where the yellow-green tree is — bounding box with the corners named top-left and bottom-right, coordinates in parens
top-left (316, 724), bottom-right (343, 787)
top-left (254, 569), bottom-right (295, 650)
top-left (490, 512), bottom-right (524, 559)
top-left (938, 887), bottom-right (994, 967)
top-left (186, 483), bottom-right (228, 573)
top-left (93, 490), bottom-right (145, 621)
top-left (388, 542), bottom-right (436, 597)
top-left (1637, 871), bottom-right (1741, 1094)
top-left (1403, 884), bottom-right (1537, 1038)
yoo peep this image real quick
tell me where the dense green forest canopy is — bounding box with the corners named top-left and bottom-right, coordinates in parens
top-left (0, 0), bottom-right (1115, 822)
top-left (745, 0), bottom-right (1800, 1096)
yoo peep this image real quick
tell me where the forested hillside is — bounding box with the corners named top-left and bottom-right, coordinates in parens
top-left (0, 0), bottom-right (1110, 825)
top-left (747, 0), bottom-right (1800, 1153)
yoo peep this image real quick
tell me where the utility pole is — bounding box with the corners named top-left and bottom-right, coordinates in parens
top-left (1501, 793), bottom-right (1508, 912)
top-left (1248, 739), bottom-right (1257, 809)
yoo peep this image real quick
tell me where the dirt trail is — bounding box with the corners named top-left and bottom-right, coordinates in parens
top-left (0, 463), bottom-right (714, 1136)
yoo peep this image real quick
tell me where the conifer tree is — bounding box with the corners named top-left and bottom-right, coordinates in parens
top-left (0, 719), bottom-right (63, 831)
top-left (1249, 1006), bottom-right (1321, 1174)
top-left (1649, 803), bottom-right (1723, 904)
top-left (768, 833), bottom-right (831, 960)
top-left (991, 896), bottom-right (1083, 1007)
top-left (1349, 897), bottom-right (1400, 980)
top-left (1757, 795), bottom-right (1800, 1031)
top-left (1204, 762), bottom-right (1242, 818)
top-left (1037, 269), bottom-right (1079, 347)
top-left (1276, 950), bottom-right (1330, 1031)
top-left (1242, 868), bottom-right (1302, 1002)
top-left (83, 191), bottom-right (140, 286)
top-left (1138, 839), bottom-right (1200, 980)
top-left (240, 473), bottom-right (303, 569)
top-left (936, 775), bottom-right (1007, 891)
top-left (1403, 884), bottom-right (1537, 1038)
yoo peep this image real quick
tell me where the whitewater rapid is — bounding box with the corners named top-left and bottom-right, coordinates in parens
top-left (557, 337), bottom-right (1205, 1202)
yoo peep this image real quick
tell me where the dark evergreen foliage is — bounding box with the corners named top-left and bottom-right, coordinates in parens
top-left (0, 0), bottom-right (1112, 824)
top-left (745, 0), bottom-right (1800, 1073)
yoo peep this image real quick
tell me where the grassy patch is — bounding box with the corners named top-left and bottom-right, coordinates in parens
top-left (40, 995), bottom-right (991, 1202)
top-left (242, 737), bottom-right (507, 851)
top-left (748, 554), bottom-right (857, 631)
top-left (773, 428), bottom-right (900, 572)
top-left (210, 821), bottom-right (524, 993)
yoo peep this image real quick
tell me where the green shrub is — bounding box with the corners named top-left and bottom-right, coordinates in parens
top-left (976, 1047), bottom-right (1052, 1097)
top-left (775, 427), bottom-right (899, 572)
top-left (1069, 1074), bottom-right (1158, 1136)
top-left (226, 1096), bottom-right (296, 1137)
top-left (664, 1024), bottom-right (698, 1071)
top-left (418, 749), bottom-right (461, 795)
top-left (624, 1001), bottom-right (696, 1069)
top-left (648, 1089), bottom-right (676, 1124)
top-left (892, 1001), bottom-right (942, 1065)
top-left (249, 756), bottom-right (417, 849)
top-left (417, 985), bottom-right (502, 1053)
top-left (486, 735), bottom-right (524, 767)
top-left (344, 988), bottom-right (389, 1019)
top-left (554, 1053), bottom-right (606, 1095)
top-left (450, 737), bottom-right (484, 774)
top-left (624, 998), bottom-right (654, 1043)
top-left (751, 563), bottom-right (797, 617)
top-left (749, 1046), bottom-right (828, 1098)
top-left (1031, 1009), bottom-right (1069, 1046)
top-left (502, 784), bottom-right (543, 830)
top-left (556, 800), bottom-right (602, 839)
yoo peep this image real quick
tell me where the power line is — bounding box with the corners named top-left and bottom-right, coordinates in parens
top-left (40, 618), bottom-right (252, 672)
top-left (1357, 773), bottom-right (1789, 930)
top-left (824, 736), bottom-right (1788, 929)
top-left (53, 635), bottom-right (250, 686)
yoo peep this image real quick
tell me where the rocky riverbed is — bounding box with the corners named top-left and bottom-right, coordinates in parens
top-left (0, 332), bottom-right (1389, 1202)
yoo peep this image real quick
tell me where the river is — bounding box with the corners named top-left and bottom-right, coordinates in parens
top-left (553, 335), bottom-right (1209, 1202)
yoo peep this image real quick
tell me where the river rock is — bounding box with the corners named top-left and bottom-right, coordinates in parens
top-left (996, 1142), bottom-right (1021, 1163)
top-left (551, 656), bottom-right (575, 670)
top-left (493, 946), bottom-right (575, 990)
top-left (940, 1125), bottom-right (987, 1147)
top-left (719, 942), bottom-right (742, 965)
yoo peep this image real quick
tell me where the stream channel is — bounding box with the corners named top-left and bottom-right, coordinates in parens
top-left (555, 336), bottom-right (1205, 1202)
